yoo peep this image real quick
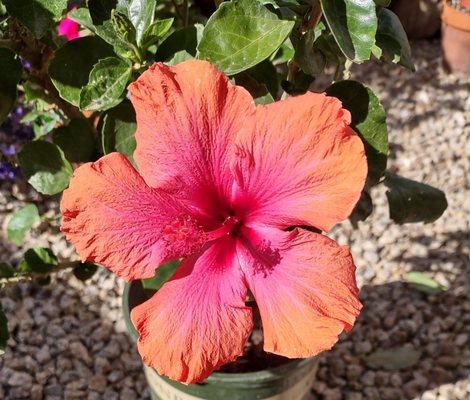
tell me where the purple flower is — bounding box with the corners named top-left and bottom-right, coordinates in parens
top-left (1, 144), bottom-right (16, 156)
top-left (0, 162), bottom-right (19, 181)
top-left (20, 57), bottom-right (31, 70)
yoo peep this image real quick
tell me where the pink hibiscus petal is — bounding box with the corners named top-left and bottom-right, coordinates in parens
top-left (58, 17), bottom-right (80, 41)
top-left (128, 60), bottom-right (256, 227)
top-left (237, 226), bottom-right (362, 358)
top-left (233, 92), bottom-right (367, 232)
top-left (131, 236), bottom-right (253, 384)
top-left (60, 153), bottom-right (201, 281)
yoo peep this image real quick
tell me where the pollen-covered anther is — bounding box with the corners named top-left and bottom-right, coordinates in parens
top-left (161, 215), bottom-right (206, 258)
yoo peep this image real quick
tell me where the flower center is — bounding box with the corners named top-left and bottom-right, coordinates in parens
top-left (206, 215), bottom-right (242, 241)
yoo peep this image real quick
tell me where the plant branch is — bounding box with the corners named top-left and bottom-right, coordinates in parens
top-left (0, 261), bottom-right (80, 289)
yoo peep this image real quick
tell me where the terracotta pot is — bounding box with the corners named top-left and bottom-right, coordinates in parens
top-left (122, 281), bottom-right (319, 400)
top-left (441, 1), bottom-right (470, 74)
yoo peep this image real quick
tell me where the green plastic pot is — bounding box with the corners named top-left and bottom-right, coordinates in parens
top-left (122, 281), bottom-right (319, 400)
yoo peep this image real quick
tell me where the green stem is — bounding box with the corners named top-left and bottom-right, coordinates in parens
top-left (0, 261), bottom-right (80, 289)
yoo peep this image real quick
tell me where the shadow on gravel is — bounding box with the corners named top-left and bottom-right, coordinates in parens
top-left (395, 230), bottom-right (469, 278)
top-left (312, 277), bottom-right (469, 399)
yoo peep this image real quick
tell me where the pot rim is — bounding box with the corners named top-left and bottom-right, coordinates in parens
top-left (121, 281), bottom-right (315, 384)
top-left (442, 1), bottom-right (470, 32)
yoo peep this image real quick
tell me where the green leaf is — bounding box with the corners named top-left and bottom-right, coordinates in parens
top-left (384, 173), bottom-right (448, 224)
top-left (141, 259), bottom-right (180, 293)
top-left (0, 263), bottom-right (15, 278)
top-left (21, 108), bottom-right (62, 139)
top-left (21, 247), bottom-right (58, 274)
top-left (79, 57), bottom-right (132, 112)
top-left (18, 141), bottom-right (72, 195)
top-left (102, 100), bottom-right (136, 163)
top-left (140, 18), bottom-right (174, 50)
top-left (52, 119), bottom-right (96, 162)
top-left (49, 36), bottom-right (114, 106)
top-left (375, 8), bottom-right (414, 71)
top-left (246, 60), bottom-right (279, 97)
top-left (404, 272), bottom-right (448, 295)
top-left (3, 0), bottom-right (67, 38)
top-left (294, 28), bottom-right (326, 76)
top-left (326, 80), bottom-right (388, 186)
top-left (0, 48), bottom-right (22, 124)
top-left (364, 347), bottom-right (422, 370)
top-left (117, 0), bottom-right (157, 45)
top-left (320, 0), bottom-right (377, 62)
top-left (156, 24), bottom-right (204, 61)
top-left (73, 263), bottom-right (99, 281)
top-left (0, 304), bottom-right (8, 355)
top-left (7, 204), bottom-right (39, 246)
top-left (166, 50), bottom-right (194, 65)
top-left (69, 7), bottom-right (96, 31)
top-left (198, 0), bottom-right (294, 75)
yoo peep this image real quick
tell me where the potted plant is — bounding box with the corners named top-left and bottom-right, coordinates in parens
top-left (0, 1), bottom-right (448, 399)
top-left (441, 0), bottom-right (470, 74)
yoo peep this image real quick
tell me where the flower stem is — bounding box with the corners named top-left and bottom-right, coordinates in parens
top-left (0, 261), bottom-right (80, 289)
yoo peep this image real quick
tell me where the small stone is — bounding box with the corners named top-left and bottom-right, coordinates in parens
top-left (8, 371), bottom-right (33, 387)
top-left (437, 356), bottom-right (459, 368)
top-left (360, 370), bottom-right (375, 386)
top-left (323, 388), bottom-right (341, 400)
top-left (36, 345), bottom-right (51, 364)
top-left (90, 374), bottom-right (107, 393)
top-left (119, 387), bottom-right (137, 400)
top-left (30, 384), bottom-right (43, 400)
top-left (354, 341), bottom-right (372, 354)
top-left (44, 384), bottom-right (63, 397)
top-left (107, 370), bottom-right (124, 383)
top-left (70, 341), bottom-right (92, 366)
top-left (455, 333), bottom-right (468, 347)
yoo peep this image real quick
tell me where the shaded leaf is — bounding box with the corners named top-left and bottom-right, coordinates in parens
top-left (18, 141), bottom-right (72, 195)
top-left (0, 263), bottom-right (15, 278)
top-left (375, 8), bottom-right (414, 71)
top-left (69, 7), bottom-right (95, 31)
top-left (156, 24), bottom-right (204, 61)
top-left (7, 204), bottom-right (39, 246)
top-left (52, 119), bottom-right (96, 162)
top-left (349, 191), bottom-right (373, 226)
top-left (141, 259), bottom-right (180, 293)
top-left (0, 48), bottom-right (22, 124)
top-left (374, 0), bottom-right (390, 6)
top-left (404, 272), bottom-right (448, 295)
top-left (49, 36), bottom-right (114, 106)
top-left (198, 0), bottom-right (294, 75)
top-left (0, 304), bottom-right (8, 355)
top-left (102, 100), bottom-right (136, 163)
top-left (294, 28), bottom-right (326, 76)
top-left (79, 57), bottom-right (132, 112)
top-left (73, 263), bottom-right (99, 281)
top-left (384, 172), bottom-right (448, 224)
top-left (3, 0), bottom-right (67, 38)
top-left (326, 80), bottom-right (388, 186)
top-left (365, 347), bottom-right (422, 370)
top-left (21, 247), bottom-right (58, 274)
top-left (320, 0), bottom-right (377, 62)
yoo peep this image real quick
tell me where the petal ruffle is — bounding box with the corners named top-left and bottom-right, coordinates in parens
top-left (60, 153), bottom-right (196, 281)
top-left (131, 237), bottom-right (252, 384)
top-left (128, 60), bottom-right (255, 226)
top-left (233, 92), bottom-right (367, 232)
top-left (238, 226), bottom-right (361, 358)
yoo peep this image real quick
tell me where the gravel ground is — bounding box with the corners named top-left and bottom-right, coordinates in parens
top-left (0, 39), bottom-right (469, 400)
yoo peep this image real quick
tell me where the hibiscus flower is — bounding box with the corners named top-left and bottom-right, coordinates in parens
top-left (61, 60), bottom-right (367, 384)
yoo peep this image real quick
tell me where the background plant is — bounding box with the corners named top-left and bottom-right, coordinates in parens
top-left (0, 0), bottom-right (448, 353)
